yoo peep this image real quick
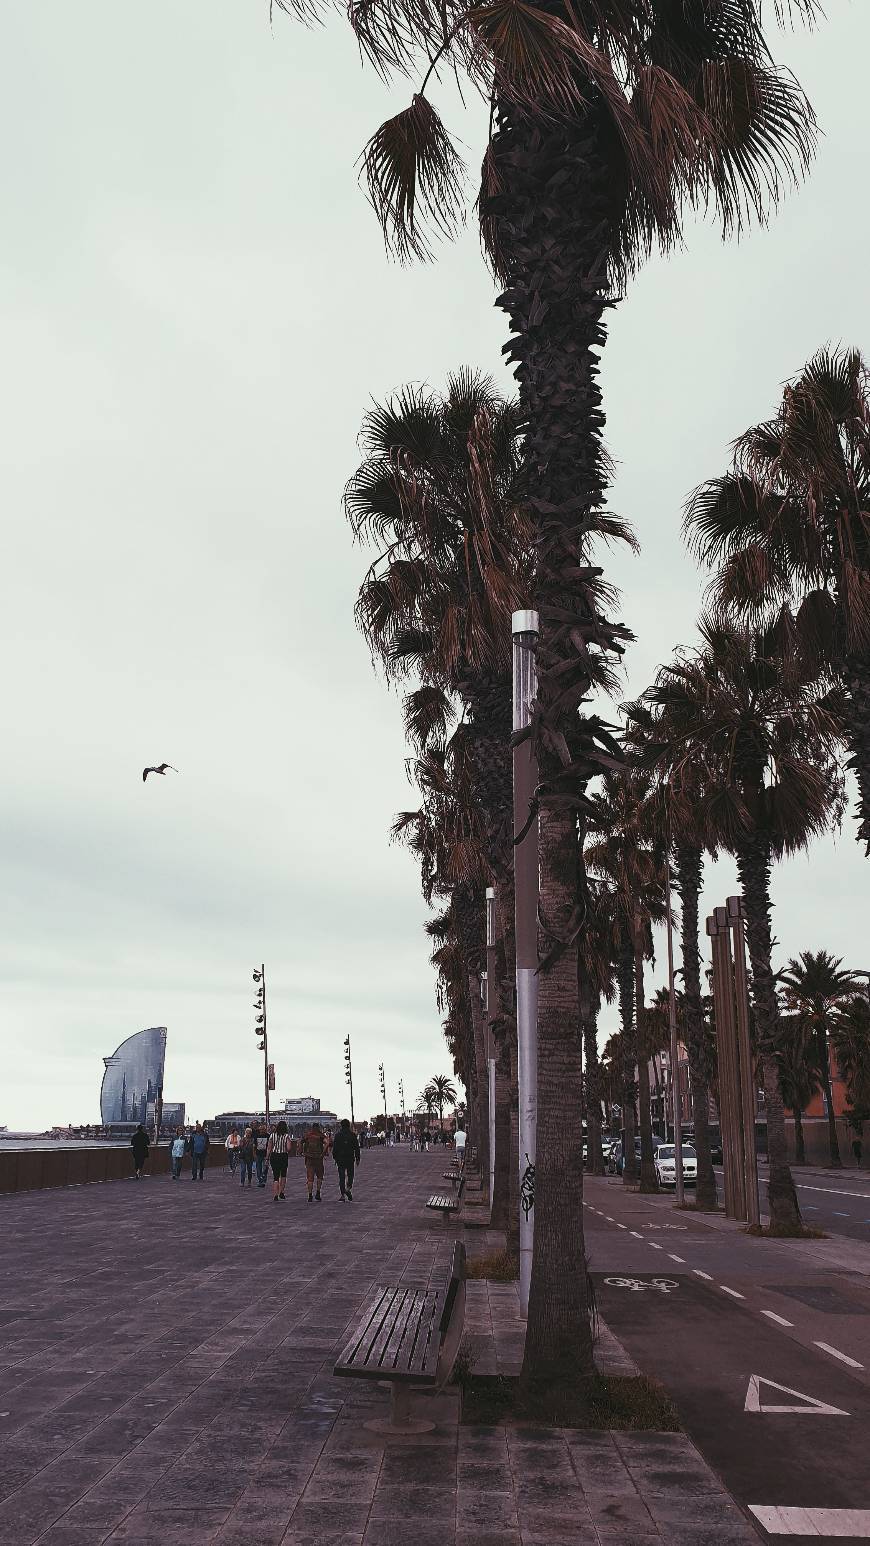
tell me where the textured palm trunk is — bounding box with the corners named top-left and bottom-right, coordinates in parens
top-left (522, 806), bottom-right (594, 1390)
top-left (468, 972), bottom-right (489, 1184)
top-left (845, 653), bottom-right (870, 854)
top-left (675, 844), bottom-right (717, 1208)
top-left (735, 837), bottom-right (802, 1231)
top-left (815, 1022), bottom-right (842, 1167)
top-left (793, 1104), bottom-right (806, 1165)
top-left (633, 940), bottom-right (658, 1194)
top-left (579, 969), bottom-right (604, 1175)
top-left (493, 877), bottom-right (520, 1255)
top-left (617, 943), bottom-right (637, 1185)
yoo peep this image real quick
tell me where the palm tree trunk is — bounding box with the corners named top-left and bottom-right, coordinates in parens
top-left (468, 973), bottom-right (489, 1182)
top-left (634, 935), bottom-right (659, 1194)
top-left (493, 877), bottom-right (520, 1256)
top-left (617, 941), bottom-right (637, 1185)
top-left (675, 844), bottom-right (717, 1208)
top-left (736, 838), bottom-right (802, 1232)
top-left (815, 1023), bottom-right (842, 1167)
top-left (793, 1104), bottom-right (806, 1165)
top-left (579, 969), bottom-right (604, 1175)
top-left (521, 806), bottom-right (594, 1392)
top-left (845, 653), bottom-right (870, 854)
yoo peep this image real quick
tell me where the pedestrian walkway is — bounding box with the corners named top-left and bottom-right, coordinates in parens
top-left (0, 1150), bottom-right (757, 1544)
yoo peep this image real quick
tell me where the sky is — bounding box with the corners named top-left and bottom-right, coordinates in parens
top-left (1, 4), bottom-right (868, 1131)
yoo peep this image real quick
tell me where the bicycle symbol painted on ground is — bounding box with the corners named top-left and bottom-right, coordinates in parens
top-left (603, 1277), bottom-right (680, 1294)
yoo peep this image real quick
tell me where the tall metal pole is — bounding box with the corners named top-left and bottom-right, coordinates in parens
top-left (512, 609), bottom-right (539, 1319)
top-left (486, 886), bottom-right (497, 1207)
top-left (344, 1035), bottom-right (355, 1127)
top-left (664, 860), bottom-right (684, 1206)
top-left (727, 896), bottom-right (760, 1229)
top-left (707, 918), bottom-right (734, 1218)
top-left (715, 907), bottom-right (746, 1221)
top-left (261, 963), bottom-right (270, 1133)
top-left (379, 1063), bottom-right (387, 1127)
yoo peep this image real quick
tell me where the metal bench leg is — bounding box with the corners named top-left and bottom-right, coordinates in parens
top-left (364, 1382), bottom-right (435, 1437)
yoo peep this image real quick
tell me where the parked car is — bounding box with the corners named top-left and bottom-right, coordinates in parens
top-left (607, 1137), bottom-right (663, 1176)
top-left (655, 1143), bottom-right (698, 1188)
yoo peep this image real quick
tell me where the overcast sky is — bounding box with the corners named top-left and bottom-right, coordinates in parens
top-left (2, 5), bottom-right (867, 1132)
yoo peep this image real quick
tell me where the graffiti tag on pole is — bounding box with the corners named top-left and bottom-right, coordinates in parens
top-left (520, 1154), bottom-right (535, 1219)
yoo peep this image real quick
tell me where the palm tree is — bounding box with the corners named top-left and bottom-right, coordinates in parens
top-left (777, 1014), bottom-right (821, 1167)
top-left (276, 0), bottom-right (817, 1397)
top-left (779, 951), bottom-right (862, 1167)
top-left (643, 616), bottom-right (845, 1232)
top-left (685, 349), bottom-right (870, 852)
top-left (586, 769), bottom-right (666, 1194)
top-left (830, 995), bottom-right (870, 1117)
top-left (429, 1074), bottom-right (458, 1131)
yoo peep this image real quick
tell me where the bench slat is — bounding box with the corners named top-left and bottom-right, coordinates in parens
top-left (334, 1285), bottom-right (394, 1371)
top-left (334, 1286), bottom-right (440, 1384)
top-left (369, 1286), bottom-right (419, 1372)
top-left (406, 1291), bottom-right (441, 1376)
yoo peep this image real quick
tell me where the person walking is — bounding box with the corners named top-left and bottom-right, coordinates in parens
top-left (238, 1126), bottom-right (255, 1188)
top-left (170, 1126), bottom-right (186, 1180)
top-left (332, 1119), bottom-right (361, 1202)
top-left (302, 1122), bottom-right (326, 1203)
top-left (130, 1124), bottom-right (149, 1180)
top-left (454, 1124), bottom-right (467, 1160)
top-left (225, 1128), bottom-right (240, 1176)
top-left (254, 1123), bottom-right (269, 1188)
top-left (852, 1133), bottom-right (863, 1168)
top-left (189, 1122), bottom-right (210, 1181)
top-left (266, 1121), bottom-right (290, 1201)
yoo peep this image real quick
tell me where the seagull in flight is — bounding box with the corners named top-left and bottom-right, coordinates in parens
top-left (143, 763), bottom-right (178, 783)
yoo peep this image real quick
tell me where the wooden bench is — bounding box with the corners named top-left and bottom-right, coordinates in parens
top-left (427, 1175), bottom-right (465, 1218)
top-left (334, 1242), bottom-right (466, 1434)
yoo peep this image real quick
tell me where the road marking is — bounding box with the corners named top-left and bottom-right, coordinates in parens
top-left (604, 1277), bottom-right (679, 1294)
top-left (648, 1242), bottom-right (663, 1250)
top-left (832, 1211), bottom-right (850, 1217)
top-left (693, 1270), bottom-right (713, 1280)
top-left (615, 1222), bottom-right (627, 1230)
top-left (796, 1184), bottom-right (870, 1201)
top-left (604, 1216), bottom-right (614, 1222)
top-left (669, 1254), bottom-right (686, 1263)
top-left (630, 1231), bottom-right (643, 1238)
top-left (720, 1286), bottom-right (745, 1299)
top-left (750, 1505), bottom-right (870, 1535)
top-left (814, 1341), bottom-right (864, 1369)
top-left (744, 1374), bottom-right (849, 1416)
top-left (761, 1311), bottom-right (794, 1328)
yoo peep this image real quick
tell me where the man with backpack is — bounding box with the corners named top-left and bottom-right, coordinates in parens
top-left (302, 1122), bottom-right (326, 1203)
top-left (332, 1119), bottom-right (361, 1202)
top-left (188, 1122), bottom-right (210, 1181)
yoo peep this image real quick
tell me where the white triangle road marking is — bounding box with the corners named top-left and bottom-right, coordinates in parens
top-left (744, 1374), bottom-right (849, 1416)
top-left (750, 1505), bottom-right (870, 1536)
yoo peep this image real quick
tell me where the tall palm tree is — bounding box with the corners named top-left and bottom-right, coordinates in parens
top-left (685, 348), bottom-right (870, 852)
top-left (777, 1013), bottom-right (821, 1166)
top-left (429, 1074), bottom-right (459, 1130)
top-left (643, 615), bottom-right (845, 1232)
top-left (277, 0), bottom-right (818, 1396)
top-left (779, 951), bottom-right (862, 1167)
top-left (586, 769), bottom-right (665, 1194)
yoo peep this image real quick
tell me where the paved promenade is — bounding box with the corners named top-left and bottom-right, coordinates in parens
top-left (0, 1150), bottom-right (756, 1546)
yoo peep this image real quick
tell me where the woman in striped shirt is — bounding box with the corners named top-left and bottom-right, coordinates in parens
top-left (266, 1121), bottom-right (290, 1202)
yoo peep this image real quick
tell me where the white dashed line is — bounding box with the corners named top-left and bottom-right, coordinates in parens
top-left (630, 1231), bottom-right (643, 1239)
top-left (648, 1242), bottom-right (663, 1250)
top-left (604, 1216), bottom-right (614, 1222)
top-left (761, 1311), bottom-right (794, 1328)
top-left (814, 1341), bottom-right (864, 1370)
top-left (669, 1254), bottom-right (686, 1263)
top-left (693, 1269), bottom-right (713, 1280)
top-left (615, 1223), bottom-right (627, 1230)
top-left (720, 1286), bottom-right (745, 1300)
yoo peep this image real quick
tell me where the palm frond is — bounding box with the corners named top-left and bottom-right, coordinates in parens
top-left (362, 95), bottom-right (467, 262)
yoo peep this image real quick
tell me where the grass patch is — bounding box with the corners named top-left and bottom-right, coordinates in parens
top-left (675, 1201), bottom-right (723, 1214)
top-left (466, 1249), bottom-right (519, 1283)
top-left (459, 1373), bottom-right (680, 1431)
top-left (744, 1222), bottom-right (827, 1239)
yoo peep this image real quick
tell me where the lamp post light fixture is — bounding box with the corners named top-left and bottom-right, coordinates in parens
top-left (398, 1078), bottom-right (406, 1137)
top-left (252, 965), bottom-right (271, 1133)
top-left (378, 1062), bottom-right (387, 1126)
top-left (344, 1035), bottom-right (355, 1127)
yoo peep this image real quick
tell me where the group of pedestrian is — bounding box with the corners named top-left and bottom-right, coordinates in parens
top-left (132, 1116), bottom-right (364, 1201)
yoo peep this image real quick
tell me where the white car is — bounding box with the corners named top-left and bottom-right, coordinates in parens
top-left (655, 1143), bottom-right (697, 1188)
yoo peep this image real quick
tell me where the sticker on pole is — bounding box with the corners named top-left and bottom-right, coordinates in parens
top-left (744, 1375), bottom-right (849, 1416)
top-left (603, 1277), bottom-right (680, 1294)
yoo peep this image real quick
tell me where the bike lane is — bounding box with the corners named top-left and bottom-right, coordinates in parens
top-left (594, 1270), bottom-right (870, 1541)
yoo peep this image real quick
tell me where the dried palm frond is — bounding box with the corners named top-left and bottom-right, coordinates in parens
top-left (362, 94), bottom-right (467, 262)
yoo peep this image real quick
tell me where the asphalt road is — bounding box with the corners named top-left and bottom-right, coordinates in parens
top-left (708, 1165), bottom-right (870, 1243)
top-left (584, 1175), bottom-right (870, 1543)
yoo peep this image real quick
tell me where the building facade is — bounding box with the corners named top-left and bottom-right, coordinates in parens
top-left (100, 1027), bottom-right (167, 1127)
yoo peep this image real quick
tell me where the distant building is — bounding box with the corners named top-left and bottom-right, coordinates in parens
top-left (282, 1097), bottom-right (320, 1115)
top-left (100, 1028), bottom-right (167, 1127)
top-left (210, 1104), bottom-right (338, 1139)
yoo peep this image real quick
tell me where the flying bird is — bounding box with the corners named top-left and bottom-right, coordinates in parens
top-left (142, 763), bottom-right (178, 782)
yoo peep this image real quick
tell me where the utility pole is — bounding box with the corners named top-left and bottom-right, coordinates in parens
top-left (398, 1078), bottom-right (405, 1137)
top-left (512, 608), bottom-right (539, 1319)
top-left (664, 858), bottom-right (684, 1205)
top-left (378, 1063), bottom-right (387, 1129)
top-left (486, 886), bottom-right (497, 1209)
top-left (344, 1035), bottom-right (355, 1127)
top-left (727, 896), bottom-right (760, 1228)
top-left (253, 964), bottom-right (270, 1133)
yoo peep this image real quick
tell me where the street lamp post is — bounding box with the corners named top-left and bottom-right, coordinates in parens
top-left (398, 1079), bottom-right (405, 1137)
top-left (379, 1063), bottom-right (387, 1129)
top-left (253, 964), bottom-right (270, 1133)
top-left (664, 860), bottom-right (684, 1206)
top-left (512, 608), bottom-right (539, 1319)
top-left (344, 1035), bottom-right (355, 1127)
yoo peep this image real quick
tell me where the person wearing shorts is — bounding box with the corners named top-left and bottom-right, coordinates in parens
top-left (266, 1121), bottom-right (290, 1201)
top-left (302, 1122), bottom-right (326, 1202)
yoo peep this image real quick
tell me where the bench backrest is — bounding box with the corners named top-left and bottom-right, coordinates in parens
top-left (438, 1240), bottom-right (466, 1338)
